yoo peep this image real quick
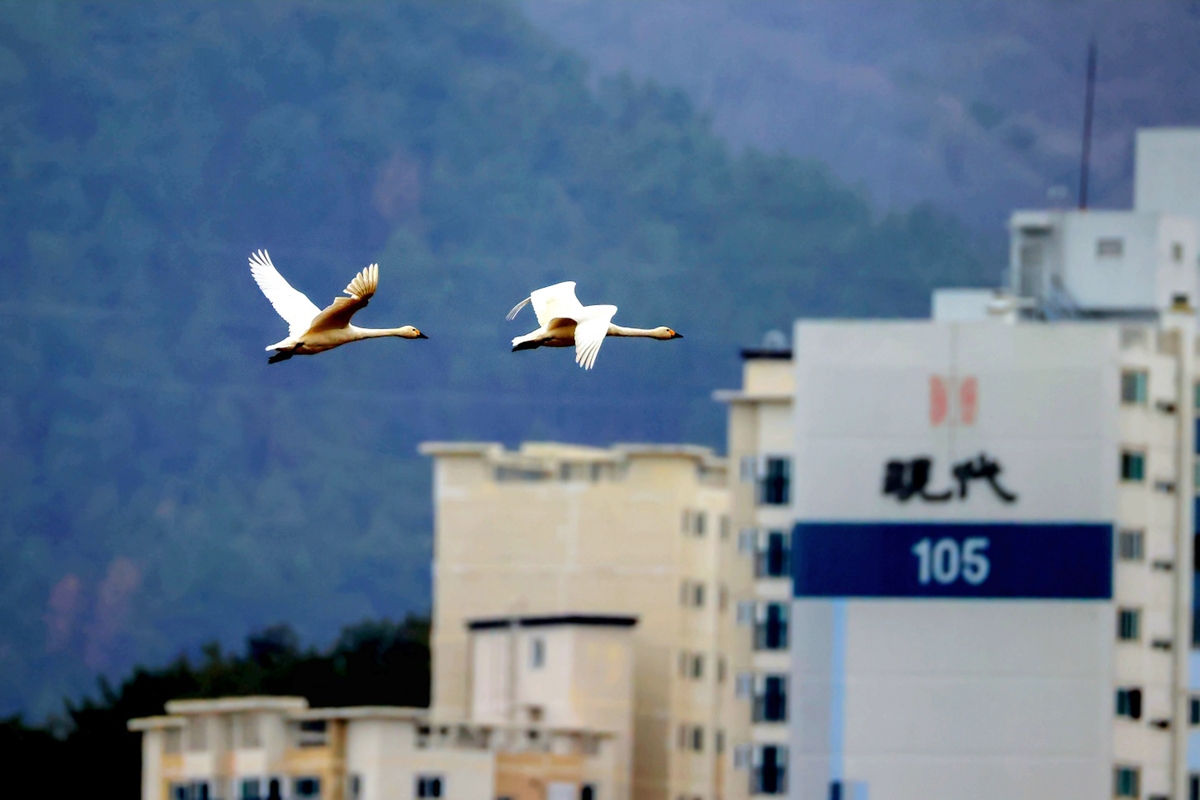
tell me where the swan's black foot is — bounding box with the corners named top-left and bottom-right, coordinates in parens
top-left (268, 350), bottom-right (294, 364)
top-left (512, 340), bottom-right (538, 352)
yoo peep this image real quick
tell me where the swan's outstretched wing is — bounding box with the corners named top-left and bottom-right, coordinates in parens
top-left (249, 250), bottom-right (322, 337)
top-left (307, 263), bottom-right (378, 333)
top-left (573, 304), bottom-right (617, 370)
top-left (528, 282), bottom-right (585, 329)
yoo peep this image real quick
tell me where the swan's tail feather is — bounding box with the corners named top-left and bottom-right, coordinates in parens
top-left (506, 296), bottom-right (531, 321)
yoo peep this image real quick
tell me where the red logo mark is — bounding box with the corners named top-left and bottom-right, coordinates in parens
top-left (930, 375), bottom-right (977, 426)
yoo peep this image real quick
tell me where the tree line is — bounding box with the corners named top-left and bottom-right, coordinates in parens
top-left (2, 616), bottom-right (430, 797)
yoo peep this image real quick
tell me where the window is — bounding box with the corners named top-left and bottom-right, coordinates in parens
top-left (735, 672), bottom-right (754, 699)
top-left (1097, 237), bottom-right (1125, 258)
top-left (680, 581), bottom-right (705, 608)
top-left (177, 783), bottom-right (209, 800)
top-left (186, 718), bottom-right (208, 751)
top-left (416, 775), bottom-right (443, 798)
top-left (530, 637), bottom-right (545, 669)
top-left (736, 600), bottom-right (755, 626)
top-left (733, 744), bottom-right (752, 770)
top-left (164, 727), bottom-right (182, 754)
top-left (754, 603), bottom-right (789, 651)
top-left (295, 720), bottom-right (327, 748)
top-left (1115, 687), bottom-right (1143, 720)
top-left (294, 778), bottom-right (320, 798)
top-left (694, 512), bottom-right (706, 537)
top-left (739, 455), bottom-right (756, 483)
top-left (753, 675), bottom-right (788, 723)
top-left (756, 530), bottom-right (791, 579)
top-left (495, 466), bottom-right (548, 482)
top-left (580, 785), bottom-right (595, 800)
top-left (1174, 242), bottom-right (1185, 263)
top-left (753, 744), bottom-right (788, 795)
top-left (679, 652), bottom-right (703, 680)
top-left (1018, 236), bottom-right (1046, 296)
top-left (738, 528), bottom-right (757, 555)
top-left (1114, 766), bottom-right (1139, 797)
top-left (1195, 461), bottom-right (1200, 491)
top-left (715, 729), bottom-right (725, 753)
top-left (1121, 450), bottom-right (1146, 482)
top-left (348, 775), bottom-right (361, 800)
top-left (1191, 696), bottom-right (1200, 726)
top-left (1118, 529), bottom-right (1144, 561)
top-left (759, 458), bottom-right (791, 505)
top-left (1121, 371), bottom-right (1148, 405)
top-left (236, 714), bottom-right (261, 749)
top-left (241, 779), bottom-right (262, 800)
top-left (677, 724), bottom-right (703, 751)
top-left (1117, 608), bottom-right (1141, 641)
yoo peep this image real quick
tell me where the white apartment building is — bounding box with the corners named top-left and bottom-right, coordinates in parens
top-left (129, 615), bottom-right (632, 800)
top-left (713, 127), bottom-right (1200, 800)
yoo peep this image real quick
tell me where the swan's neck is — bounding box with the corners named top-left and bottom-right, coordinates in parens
top-left (607, 324), bottom-right (666, 338)
top-left (355, 327), bottom-right (407, 339)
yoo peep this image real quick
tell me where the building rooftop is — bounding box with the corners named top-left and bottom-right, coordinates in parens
top-left (466, 613), bottom-right (639, 631)
top-left (419, 440), bottom-right (725, 472)
top-left (165, 695), bottom-right (308, 715)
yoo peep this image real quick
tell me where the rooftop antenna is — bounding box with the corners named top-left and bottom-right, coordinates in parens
top-left (1078, 37), bottom-right (1097, 210)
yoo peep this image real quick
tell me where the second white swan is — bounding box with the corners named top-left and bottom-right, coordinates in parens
top-left (507, 281), bottom-right (681, 370)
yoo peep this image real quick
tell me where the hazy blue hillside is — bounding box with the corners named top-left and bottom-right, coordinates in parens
top-left (0, 0), bottom-right (998, 717)
top-left (523, 0), bottom-right (1200, 230)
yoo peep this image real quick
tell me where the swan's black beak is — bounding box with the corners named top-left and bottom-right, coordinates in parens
top-left (417, 332), bottom-right (428, 339)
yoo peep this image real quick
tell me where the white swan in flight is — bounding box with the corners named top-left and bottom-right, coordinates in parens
top-left (249, 249), bottom-right (426, 364)
top-left (507, 281), bottom-right (681, 370)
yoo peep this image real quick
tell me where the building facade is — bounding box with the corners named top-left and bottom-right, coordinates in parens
top-left (711, 126), bottom-right (1200, 800)
top-left (419, 442), bottom-right (745, 800)
top-left (130, 616), bottom-right (629, 800)
top-left (712, 345), bottom-right (795, 798)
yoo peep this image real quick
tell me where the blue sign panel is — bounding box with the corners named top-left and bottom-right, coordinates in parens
top-left (792, 522), bottom-right (1112, 599)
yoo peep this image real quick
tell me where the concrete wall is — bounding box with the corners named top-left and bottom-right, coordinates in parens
top-left (789, 320), bottom-right (1120, 800)
top-left (1136, 128), bottom-right (1200, 221)
top-left (426, 443), bottom-right (732, 800)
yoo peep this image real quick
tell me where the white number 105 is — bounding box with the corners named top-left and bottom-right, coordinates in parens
top-left (911, 537), bottom-right (990, 586)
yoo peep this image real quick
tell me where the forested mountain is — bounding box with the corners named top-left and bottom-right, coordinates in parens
top-left (524, 0), bottom-right (1200, 229)
top-left (0, 1), bottom-right (998, 717)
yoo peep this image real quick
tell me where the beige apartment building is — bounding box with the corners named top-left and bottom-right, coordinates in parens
top-left (419, 442), bottom-right (750, 800)
top-left (712, 340), bottom-right (794, 798)
top-left (130, 615), bottom-right (631, 800)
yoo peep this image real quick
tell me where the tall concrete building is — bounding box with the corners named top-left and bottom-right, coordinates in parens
top-left (785, 313), bottom-right (1195, 800)
top-left (710, 127), bottom-right (1200, 800)
top-left (712, 342), bottom-right (795, 798)
top-left (419, 442), bottom-right (744, 800)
